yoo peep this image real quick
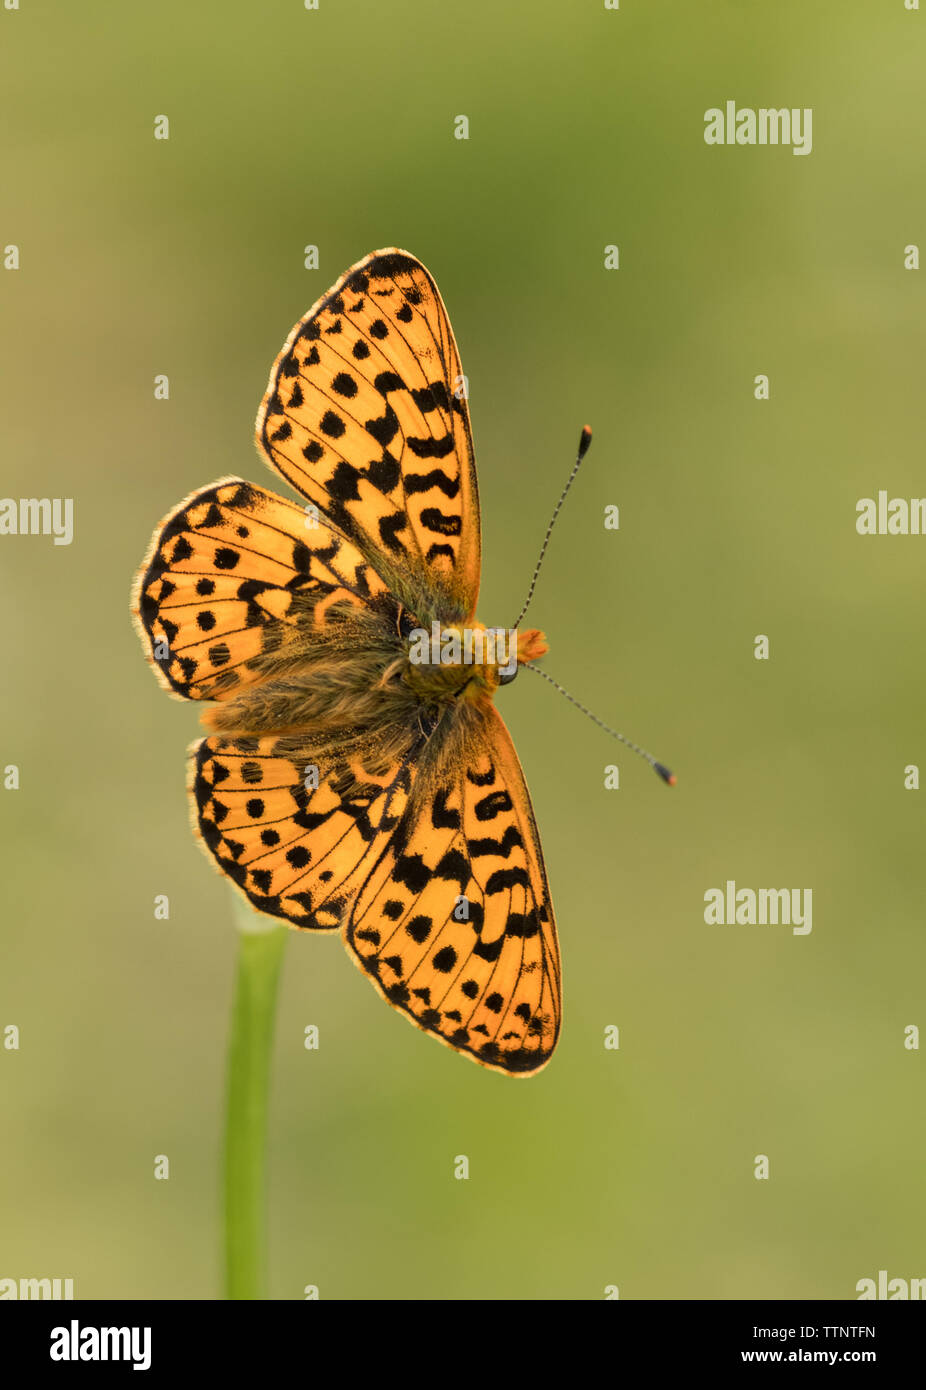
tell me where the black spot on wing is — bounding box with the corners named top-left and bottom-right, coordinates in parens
top-left (393, 854), bottom-right (430, 894)
top-left (331, 372), bottom-right (358, 398)
top-left (466, 764), bottom-right (495, 787)
top-left (406, 915), bottom-right (432, 944)
top-left (379, 513), bottom-right (407, 551)
top-left (433, 946), bottom-right (457, 973)
top-left (320, 410), bottom-right (346, 438)
top-left (485, 867), bottom-right (531, 894)
top-left (419, 508), bottom-right (461, 536)
top-left (469, 827), bottom-right (524, 858)
top-left (475, 790), bottom-right (512, 821)
top-left (366, 452), bottom-right (401, 493)
top-left (434, 849), bottom-right (468, 891)
top-left (374, 371), bottom-right (404, 395)
top-left (365, 406), bottom-right (399, 447)
top-left (408, 435), bottom-right (455, 459)
top-left (404, 469), bottom-right (459, 498)
top-left (504, 908), bottom-right (541, 939)
top-left (431, 788), bottom-right (460, 830)
top-left (327, 460), bottom-right (362, 502)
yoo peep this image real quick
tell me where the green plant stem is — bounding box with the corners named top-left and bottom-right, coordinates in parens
top-left (224, 891), bottom-right (287, 1300)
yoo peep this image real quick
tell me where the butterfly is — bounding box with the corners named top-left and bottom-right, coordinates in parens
top-left (132, 248), bottom-right (564, 1075)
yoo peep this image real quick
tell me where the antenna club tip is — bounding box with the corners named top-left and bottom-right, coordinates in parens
top-left (654, 762), bottom-right (676, 786)
top-left (578, 425), bottom-right (593, 457)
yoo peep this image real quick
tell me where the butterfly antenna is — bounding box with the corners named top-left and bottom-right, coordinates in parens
top-left (524, 663), bottom-right (676, 786)
top-left (510, 425), bottom-right (593, 631)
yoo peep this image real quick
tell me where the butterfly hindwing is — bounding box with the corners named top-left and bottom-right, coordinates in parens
top-left (256, 248), bottom-right (481, 625)
top-left (345, 702), bottom-right (560, 1075)
top-left (192, 733), bottom-right (419, 930)
top-left (133, 476), bottom-right (388, 701)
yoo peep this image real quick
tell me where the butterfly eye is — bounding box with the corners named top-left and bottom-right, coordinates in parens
top-left (397, 607), bottom-right (418, 640)
top-left (498, 665), bottom-right (518, 686)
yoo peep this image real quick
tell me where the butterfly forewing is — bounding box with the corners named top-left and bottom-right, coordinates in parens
top-left (255, 248), bottom-right (481, 624)
top-left (345, 704), bottom-right (560, 1075)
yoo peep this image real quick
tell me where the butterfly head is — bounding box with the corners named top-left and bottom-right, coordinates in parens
top-left (397, 610), bottom-right (547, 703)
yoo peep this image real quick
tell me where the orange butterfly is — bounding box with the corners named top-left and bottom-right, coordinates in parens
top-left (133, 250), bottom-right (607, 1074)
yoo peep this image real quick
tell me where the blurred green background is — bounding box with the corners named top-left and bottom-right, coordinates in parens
top-left (2, 0), bottom-right (924, 1300)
